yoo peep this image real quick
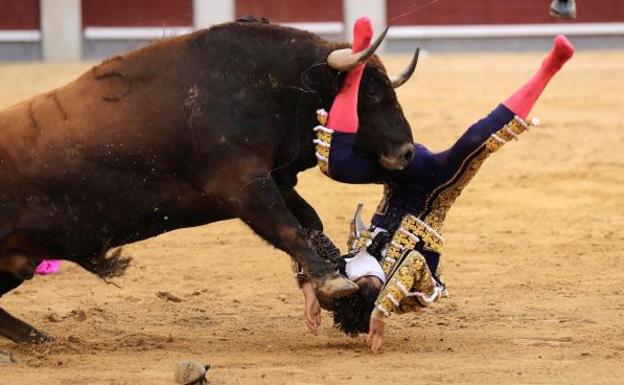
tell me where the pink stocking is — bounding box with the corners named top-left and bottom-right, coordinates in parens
top-left (504, 35), bottom-right (574, 119)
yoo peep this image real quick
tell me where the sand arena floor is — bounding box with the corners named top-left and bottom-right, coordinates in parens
top-left (0, 49), bottom-right (623, 384)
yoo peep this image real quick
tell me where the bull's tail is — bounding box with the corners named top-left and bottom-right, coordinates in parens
top-left (77, 247), bottom-right (132, 280)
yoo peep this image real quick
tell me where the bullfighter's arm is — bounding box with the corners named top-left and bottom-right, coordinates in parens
top-left (314, 111), bottom-right (420, 184)
top-left (367, 250), bottom-right (441, 352)
top-left (321, 131), bottom-right (400, 183)
top-left (315, 106), bottom-right (520, 187)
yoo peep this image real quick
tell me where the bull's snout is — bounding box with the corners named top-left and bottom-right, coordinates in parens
top-left (379, 143), bottom-right (414, 170)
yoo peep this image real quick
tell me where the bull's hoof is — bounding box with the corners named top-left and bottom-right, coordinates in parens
top-left (0, 307), bottom-right (54, 345)
top-left (22, 329), bottom-right (54, 344)
top-left (315, 274), bottom-right (359, 299)
top-left (5, 328), bottom-right (54, 345)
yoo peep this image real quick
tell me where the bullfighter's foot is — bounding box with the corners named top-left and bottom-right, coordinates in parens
top-left (0, 307), bottom-right (53, 344)
top-left (314, 273), bottom-right (359, 298)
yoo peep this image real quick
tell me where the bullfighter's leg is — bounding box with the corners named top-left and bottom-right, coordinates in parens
top-left (0, 271), bottom-right (52, 344)
top-left (279, 186), bottom-right (324, 232)
top-left (504, 35), bottom-right (574, 119)
top-left (434, 35), bottom-right (575, 182)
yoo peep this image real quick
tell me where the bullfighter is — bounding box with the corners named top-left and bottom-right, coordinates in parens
top-left (299, 29), bottom-right (575, 352)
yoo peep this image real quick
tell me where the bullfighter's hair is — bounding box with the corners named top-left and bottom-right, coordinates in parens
top-left (331, 281), bottom-right (379, 336)
top-left (303, 229), bottom-right (378, 335)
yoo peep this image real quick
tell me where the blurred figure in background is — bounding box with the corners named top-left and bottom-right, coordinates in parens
top-left (550, 0), bottom-right (577, 19)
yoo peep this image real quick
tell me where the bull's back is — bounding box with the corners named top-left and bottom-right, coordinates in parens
top-left (0, 35), bottom-right (219, 248)
top-left (0, 24), bottom-right (324, 253)
top-left (0, 35), bottom-right (200, 181)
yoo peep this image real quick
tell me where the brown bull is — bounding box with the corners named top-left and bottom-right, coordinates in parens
top-left (0, 18), bottom-right (417, 343)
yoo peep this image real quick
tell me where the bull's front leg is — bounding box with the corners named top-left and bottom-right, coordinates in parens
top-left (237, 177), bottom-right (356, 297)
top-left (191, 151), bottom-right (356, 298)
top-left (278, 186), bottom-right (324, 232)
top-left (0, 271), bottom-right (52, 344)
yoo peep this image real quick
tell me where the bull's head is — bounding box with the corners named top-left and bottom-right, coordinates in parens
top-left (324, 28), bottom-right (419, 170)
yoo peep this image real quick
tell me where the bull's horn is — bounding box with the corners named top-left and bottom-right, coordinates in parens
top-left (327, 26), bottom-right (389, 72)
top-left (390, 48), bottom-right (420, 88)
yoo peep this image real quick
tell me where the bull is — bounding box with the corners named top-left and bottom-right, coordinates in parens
top-left (0, 18), bottom-right (417, 343)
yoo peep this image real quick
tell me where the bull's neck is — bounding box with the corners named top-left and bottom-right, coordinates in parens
top-left (271, 90), bottom-right (323, 186)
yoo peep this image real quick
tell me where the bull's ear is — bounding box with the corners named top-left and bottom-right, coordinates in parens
top-left (302, 64), bottom-right (342, 108)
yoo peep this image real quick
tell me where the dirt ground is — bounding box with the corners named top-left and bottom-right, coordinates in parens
top-left (0, 47), bottom-right (623, 385)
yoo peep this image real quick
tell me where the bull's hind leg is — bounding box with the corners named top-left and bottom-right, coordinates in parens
top-left (0, 271), bottom-right (52, 344)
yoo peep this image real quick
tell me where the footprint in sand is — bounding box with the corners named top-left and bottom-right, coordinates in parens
top-left (0, 350), bottom-right (18, 365)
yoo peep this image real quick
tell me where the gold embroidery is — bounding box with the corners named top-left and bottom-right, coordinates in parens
top-left (315, 130), bottom-right (332, 143)
top-left (402, 215), bottom-right (444, 253)
top-left (347, 230), bottom-right (373, 254)
top-left (313, 109), bottom-right (332, 175)
top-left (375, 117), bottom-right (530, 317)
top-left (398, 254), bottom-right (438, 313)
top-left (376, 250), bottom-right (439, 315)
top-left (377, 252), bottom-right (416, 315)
top-left (422, 116), bottom-right (530, 233)
top-left (375, 183), bottom-right (392, 215)
top-left (316, 109), bottom-right (328, 126)
top-left (347, 204), bottom-right (370, 253)
top-left (382, 214), bottom-right (444, 275)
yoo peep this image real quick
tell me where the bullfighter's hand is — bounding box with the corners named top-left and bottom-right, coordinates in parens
top-left (302, 282), bottom-right (321, 334)
top-left (367, 315), bottom-right (385, 353)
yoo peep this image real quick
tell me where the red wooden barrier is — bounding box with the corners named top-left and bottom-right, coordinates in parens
top-left (236, 0), bottom-right (343, 22)
top-left (0, 0), bottom-right (39, 29)
top-left (2, 0), bottom-right (623, 33)
top-left (82, 0), bottom-right (193, 27)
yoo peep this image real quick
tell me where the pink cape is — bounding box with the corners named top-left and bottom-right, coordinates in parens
top-left (35, 260), bottom-right (61, 275)
top-left (326, 17), bottom-right (373, 134)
